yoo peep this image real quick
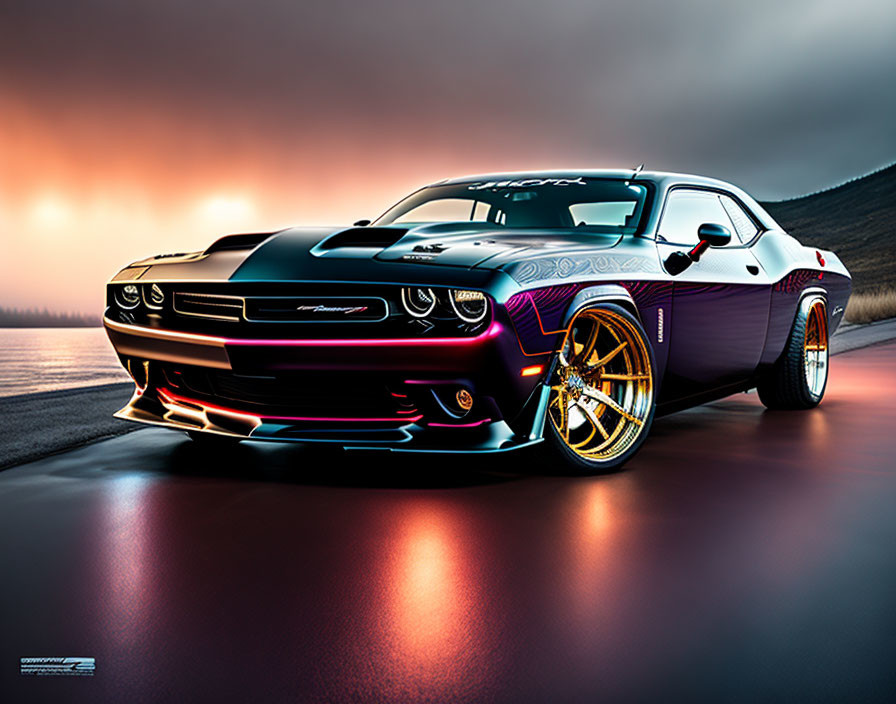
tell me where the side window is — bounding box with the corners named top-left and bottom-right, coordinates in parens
top-left (658, 190), bottom-right (736, 246)
top-left (719, 194), bottom-right (759, 243)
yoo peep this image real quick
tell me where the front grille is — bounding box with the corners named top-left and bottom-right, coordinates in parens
top-left (162, 366), bottom-right (418, 419)
top-left (244, 297), bottom-right (388, 322)
top-left (173, 293), bottom-right (243, 321)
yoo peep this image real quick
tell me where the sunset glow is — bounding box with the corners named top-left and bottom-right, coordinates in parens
top-left (0, 111), bottom-right (492, 315)
top-left (1, 1), bottom-right (893, 316)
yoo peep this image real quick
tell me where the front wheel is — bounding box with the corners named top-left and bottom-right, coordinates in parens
top-left (757, 296), bottom-right (829, 410)
top-left (543, 304), bottom-right (656, 475)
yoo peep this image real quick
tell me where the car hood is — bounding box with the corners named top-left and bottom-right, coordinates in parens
top-left (123, 222), bottom-right (638, 290)
top-left (232, 223), bottom-right (624, 276)
top-left (370, 223), bottom-right (623, 268)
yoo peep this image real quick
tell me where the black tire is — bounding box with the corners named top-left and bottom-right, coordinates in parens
top-left (757, 296), bottom-right (829, 410)
top-left (186, 430), bottom-right (243, 446)
top-left (542, 303), bottom-right (657, 475)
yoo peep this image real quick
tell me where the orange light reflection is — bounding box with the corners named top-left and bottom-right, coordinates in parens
top-left (102, 474), bottom-right (153, 649)
top-left (375, 501), bottom-right (489, 699)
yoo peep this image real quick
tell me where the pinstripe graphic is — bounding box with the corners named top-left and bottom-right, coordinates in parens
top-left (505, 281), bottom-right (674, 356)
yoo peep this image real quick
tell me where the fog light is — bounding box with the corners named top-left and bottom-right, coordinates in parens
top-left (521, 364), bottom-right (544, 377)
top-left (456, 389), bottom-right (473, 411)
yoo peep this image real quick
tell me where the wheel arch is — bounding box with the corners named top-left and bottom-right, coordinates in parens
top-left (791, 287), bottom-right (828, 341)
top-left (560, 284), bottom-right (642, 329)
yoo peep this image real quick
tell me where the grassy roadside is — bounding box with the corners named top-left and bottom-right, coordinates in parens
top-left (845, 289), bottom-right (896, 325)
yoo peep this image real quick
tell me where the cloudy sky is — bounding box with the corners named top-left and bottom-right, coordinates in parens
top-left (1, 0), bottom-right (895, 313)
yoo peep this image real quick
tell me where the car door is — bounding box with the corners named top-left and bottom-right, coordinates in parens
top-left (655, 188), bottom-right (771, 404)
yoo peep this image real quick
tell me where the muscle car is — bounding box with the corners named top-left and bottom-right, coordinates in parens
top-left (104, 170), bottom-right (851, 473)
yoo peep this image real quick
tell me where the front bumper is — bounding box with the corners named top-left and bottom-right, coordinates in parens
top-left (104, 316), bottom-right (551, 452)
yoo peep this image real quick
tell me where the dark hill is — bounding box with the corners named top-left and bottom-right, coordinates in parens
top-left (761, 163), bottom-right (896, 293)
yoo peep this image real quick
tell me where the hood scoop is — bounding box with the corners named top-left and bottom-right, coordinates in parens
top-left (204, 231), bottom-right (278, 255)
top-left (316, 227), bottom-right (409, 251)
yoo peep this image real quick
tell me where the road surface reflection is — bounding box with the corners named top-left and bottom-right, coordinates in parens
top-left (1, 343), bottom-right (895, 701)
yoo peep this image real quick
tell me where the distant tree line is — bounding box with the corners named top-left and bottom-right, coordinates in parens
top-left (0, 307), bottom-right (101, 327)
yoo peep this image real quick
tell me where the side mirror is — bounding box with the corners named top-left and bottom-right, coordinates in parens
top-left (697, 223), bottom-right (731, 247)
top-left (353, 219), bottom-right (371, 227)
top-left (662, 223), bottom-right (732, 275)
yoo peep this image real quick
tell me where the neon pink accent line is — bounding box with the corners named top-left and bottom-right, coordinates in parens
top-left (106, 316), bottom-right (502, 349)
top-left (158, 388), bottom-right (261, 422)
top-left (223, 322), bottom-right (503, 347)
top-left (427, 418), bottom-right (492, 428)
top-left (159, 388), bottom-right (422, 423)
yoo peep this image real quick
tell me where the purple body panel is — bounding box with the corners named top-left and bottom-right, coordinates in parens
top-left (662, 282), bottom-right (770, 400)
top-left (503, 268), bottom-right (850, 408)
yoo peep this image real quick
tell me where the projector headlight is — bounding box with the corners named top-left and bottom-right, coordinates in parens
top-left (449, 289), bottom-right (488, 323)
top-left (145, 283), bottom-right (165, 309)
top-left (401, 287), bottom-right (436, 318)
top-left (116, 284), bottom-right (141, 309)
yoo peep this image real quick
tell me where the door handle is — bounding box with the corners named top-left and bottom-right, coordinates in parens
top-left (746, 265), bottom-right (759, 275)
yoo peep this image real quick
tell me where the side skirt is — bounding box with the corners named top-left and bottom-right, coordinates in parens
top-left (655, 379), bottom-right (754, 417)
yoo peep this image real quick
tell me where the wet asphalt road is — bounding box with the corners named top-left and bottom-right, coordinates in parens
top-left (1, 342), bottom-right (895, 703)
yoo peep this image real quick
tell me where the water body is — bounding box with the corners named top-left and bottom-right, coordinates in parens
top-left (0, 328), bottom-right (129, 398)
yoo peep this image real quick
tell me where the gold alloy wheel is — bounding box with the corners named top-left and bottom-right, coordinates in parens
top-left (803, 299), bottom-right (829, 398)
top-left (548, 307), bottom-right (654, 462)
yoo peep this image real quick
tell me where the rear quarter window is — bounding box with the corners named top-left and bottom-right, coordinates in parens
top-left (719, 194), bottom-right (759, 243)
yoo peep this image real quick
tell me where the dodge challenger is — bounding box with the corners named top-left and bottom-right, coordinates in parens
top-left (104, 170), bottom-right (851, 473)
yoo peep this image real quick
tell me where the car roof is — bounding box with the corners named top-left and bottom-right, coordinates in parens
top-left (437, 169), bottom-right (729, 190)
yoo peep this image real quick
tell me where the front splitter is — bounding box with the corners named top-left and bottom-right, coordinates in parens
top-left (114, 390), bottom-right (543, 454)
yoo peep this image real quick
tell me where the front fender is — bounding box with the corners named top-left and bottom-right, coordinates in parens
top-left (561, 284), bottom-right (641, 327)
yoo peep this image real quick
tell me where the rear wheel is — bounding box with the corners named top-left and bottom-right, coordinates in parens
top-left (757, 296), bottom-right (829, 409)
top-left (543, 304), bottom-right (656, 475)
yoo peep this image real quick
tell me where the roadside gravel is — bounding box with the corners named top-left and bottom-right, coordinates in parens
top-left (0, 383), bottom-right (136, 468)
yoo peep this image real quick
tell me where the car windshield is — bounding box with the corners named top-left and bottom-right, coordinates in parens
top-left (375, 177), bottom-right (650, 234)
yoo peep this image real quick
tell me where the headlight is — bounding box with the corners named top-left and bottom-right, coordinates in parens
top-left (401, 287), bottom-right (436, 318)
top-left (145, 283), bottom-right (165, 309)
top-left (449, 289), bottom-right (488, 323)
top-left (115, 284), bottom-right (140, 309)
